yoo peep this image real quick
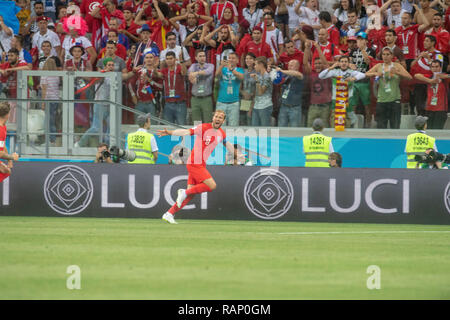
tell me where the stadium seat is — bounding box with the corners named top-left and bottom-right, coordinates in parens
top-left (355, 114), bottom-right (364, 128)
top-left (27, 109), bottom-right (45, 144)
top-left (444, 114), bottom-right (450, 129)
top-left (400, 115), bottom-right (416, 129)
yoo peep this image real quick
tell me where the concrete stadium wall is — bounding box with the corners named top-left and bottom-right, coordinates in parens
top-left (144, 126), bottom-right (450, 168)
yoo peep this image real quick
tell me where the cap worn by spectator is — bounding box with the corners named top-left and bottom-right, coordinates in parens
top-left (347, 36), bottom-right (357, 42)
top-left (143, 47), bottom-right (159, 57)
top-left (69, 45), bottom-right (85, 56)
top-left (122, 5), bottom-right (133, 12)
top-left (415, 116), bottom-right (428, 130)
top-left (37, 16), bottom-right (51, 23)
top-left (312, 118), bottom-right (324, 131)
top-left (253, 26), bottom-right (263, 33)
top-left (238, 18), bottom-right (250, 31)
top-left (102, 57), bottom-right (114, 66)
top-left (136, 113), bottom-right (151, 127)
top-left (301, 25), bottom-right (314, 39)
top-left (138, 24), bottom-right (151, 34)
top-left (356, 31), bottom-right (368, 39)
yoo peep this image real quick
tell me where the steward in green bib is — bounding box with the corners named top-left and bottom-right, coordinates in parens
top-left (127, 113), bottom-right (159, 164)
top-left (405, 116), bottom-right (436, 169)
top-left (303, 118), bottom-right (334, 167)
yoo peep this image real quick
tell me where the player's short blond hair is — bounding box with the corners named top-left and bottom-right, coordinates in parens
top-left (214, 109), bottom-right (226, 119)
top-left (0, 102), bottom-right (11, 118)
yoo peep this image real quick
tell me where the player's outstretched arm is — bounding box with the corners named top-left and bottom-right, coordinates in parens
top-left (225, 141), bottom-right (236, 158)
top-left (0, 149), bottom-right (19, 169)
top-left (0, 151), bottom-right (19, 162)
top-left (157, 128), bottom-right (191, 137)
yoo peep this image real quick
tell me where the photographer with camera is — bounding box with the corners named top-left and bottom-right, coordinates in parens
top-left (415, 148), bottom-right (449, 169)
top-left (126, 113), bottom-right (158, 164)
top-left (95, 143), bottom-right (113, 164)
top-left (405, 116), bottom-right (438, 169)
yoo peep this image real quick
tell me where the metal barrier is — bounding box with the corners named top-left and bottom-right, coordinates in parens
top-left (0, 70), bottom-right (182, 159)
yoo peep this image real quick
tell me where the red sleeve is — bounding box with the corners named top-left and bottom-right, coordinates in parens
top-left (113, 9), bottom-right (124, 20)
top-left (189, 123), bottom-right (207, 136)
top-left (330, 28), bottom-right (340, 47)
top-left (332, 45), bottom-right (341, 57)
top-left (80, 0), bottom-right (87, 14)
top-left (161, 68), bottom-right (168, 79)
top-left (264, 44), bottom-right (273, 58)
top-left (221, 128), bottom-right (227, 143)
top-left (240, 42), bottom-right (249, 57)
top-left (439, 31), bottom-right (450, 54)
top-left (395, 26), bottom-right (401, 45)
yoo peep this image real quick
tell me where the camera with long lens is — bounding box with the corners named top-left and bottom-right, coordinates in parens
top-left (414, 150), bottom-right (449, 165)
top-left (101, 149), bottom-right (111, 160)
top-left (109, 146), bottom-right (136, 163)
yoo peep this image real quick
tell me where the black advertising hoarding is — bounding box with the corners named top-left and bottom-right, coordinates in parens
top-left (1, 162), bottom-right (450, 225)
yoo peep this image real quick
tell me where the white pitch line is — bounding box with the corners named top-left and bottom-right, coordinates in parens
top-left (278, 231), bottom-right (450, 235)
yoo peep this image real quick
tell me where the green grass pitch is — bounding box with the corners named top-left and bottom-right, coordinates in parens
top-left (0, 216), bottom-right (450, 299)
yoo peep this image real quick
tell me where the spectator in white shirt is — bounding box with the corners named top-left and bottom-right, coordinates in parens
top-left (242, 0), bottom-right (264, 30)
top-left (32, 16), bottom-right (61, 58)
top-left (295, 0), bottom-right (321, 40)
top-left (381, 0), bottom-right (407, 28)
top-left (40, 57), bottom-right (61, 145)
top-left (332, 0), bottom-right (352, 29)
top-left (159, 32), bottom-right (191, 69)
top-left (0, 15), bottom-right (13, 60)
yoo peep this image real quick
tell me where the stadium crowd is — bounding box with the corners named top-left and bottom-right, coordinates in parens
top-left (0, 0), bottom-right (450, 136)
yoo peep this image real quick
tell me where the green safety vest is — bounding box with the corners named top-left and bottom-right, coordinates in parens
top-left (405, 132), bottom-right (435, 169)
top-left (127, 130), bottom-right (156, 164)
top-left (303, 133), bottom-right (332, 167)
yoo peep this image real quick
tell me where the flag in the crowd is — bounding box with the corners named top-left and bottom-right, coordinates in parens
top-left (0, 0), bottom-right (21, 34)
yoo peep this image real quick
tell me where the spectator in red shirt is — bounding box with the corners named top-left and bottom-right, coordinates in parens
top-left (395, 8), bottom-right (430, 70)
top-left (121, 0), bottom-right (145, 14)
top-left (159, 51), bottom-right (188, 125)
top-left (311, 28), bottom-right (341, 68)
top-left (303, 49), bottom-right (333, 128)
top-left (90, 0), bottom-right (124, 42)
top-left (445, 2), bottom-right (450, 32)
top-left (0, 49), bottom-right (31, 99)
top-left (63, 45), bottom-right (93, 72)
top-left (279, 39), bottom-right (304, 71)
top-left (80, 0), bottom-right (101, 32)
top-left (425, 13), bottom-right (450, 55)
top-left (318, 11), bottom-right (340, 47)
top-left (169, 10), bottom-right (213, 46)
top-left (414, 59), bottom-right (450, 129)
top-left (98, 30), bottom-right (127, 60)
top-left (411, 35), bottom-right (446, 115)
top-left (99, 18), bottom-right (130, 49)
top-left (376, 29), bottom-right (406, 67)
top-left (203, 24), bottom-right (238, 68)
top-left (119, 5), bottom-right (140, 44)
top-left (182, 0), bottom-right (208, 24)
top-left (210, 0), bottom-right (239, 25)
top-left (127, 49), bottom-right (163, 119)
top-left (414, 0), bottom-right (438, 52)
top-left (239, 26), bottom-right (273, 67)
top-left (135, 0), bottom-right (171, 50)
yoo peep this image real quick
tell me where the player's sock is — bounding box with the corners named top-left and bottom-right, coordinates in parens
top-left (168, 195), bottom-right (194, 215)
top-left (185, 183), bottom-right (212, 196)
